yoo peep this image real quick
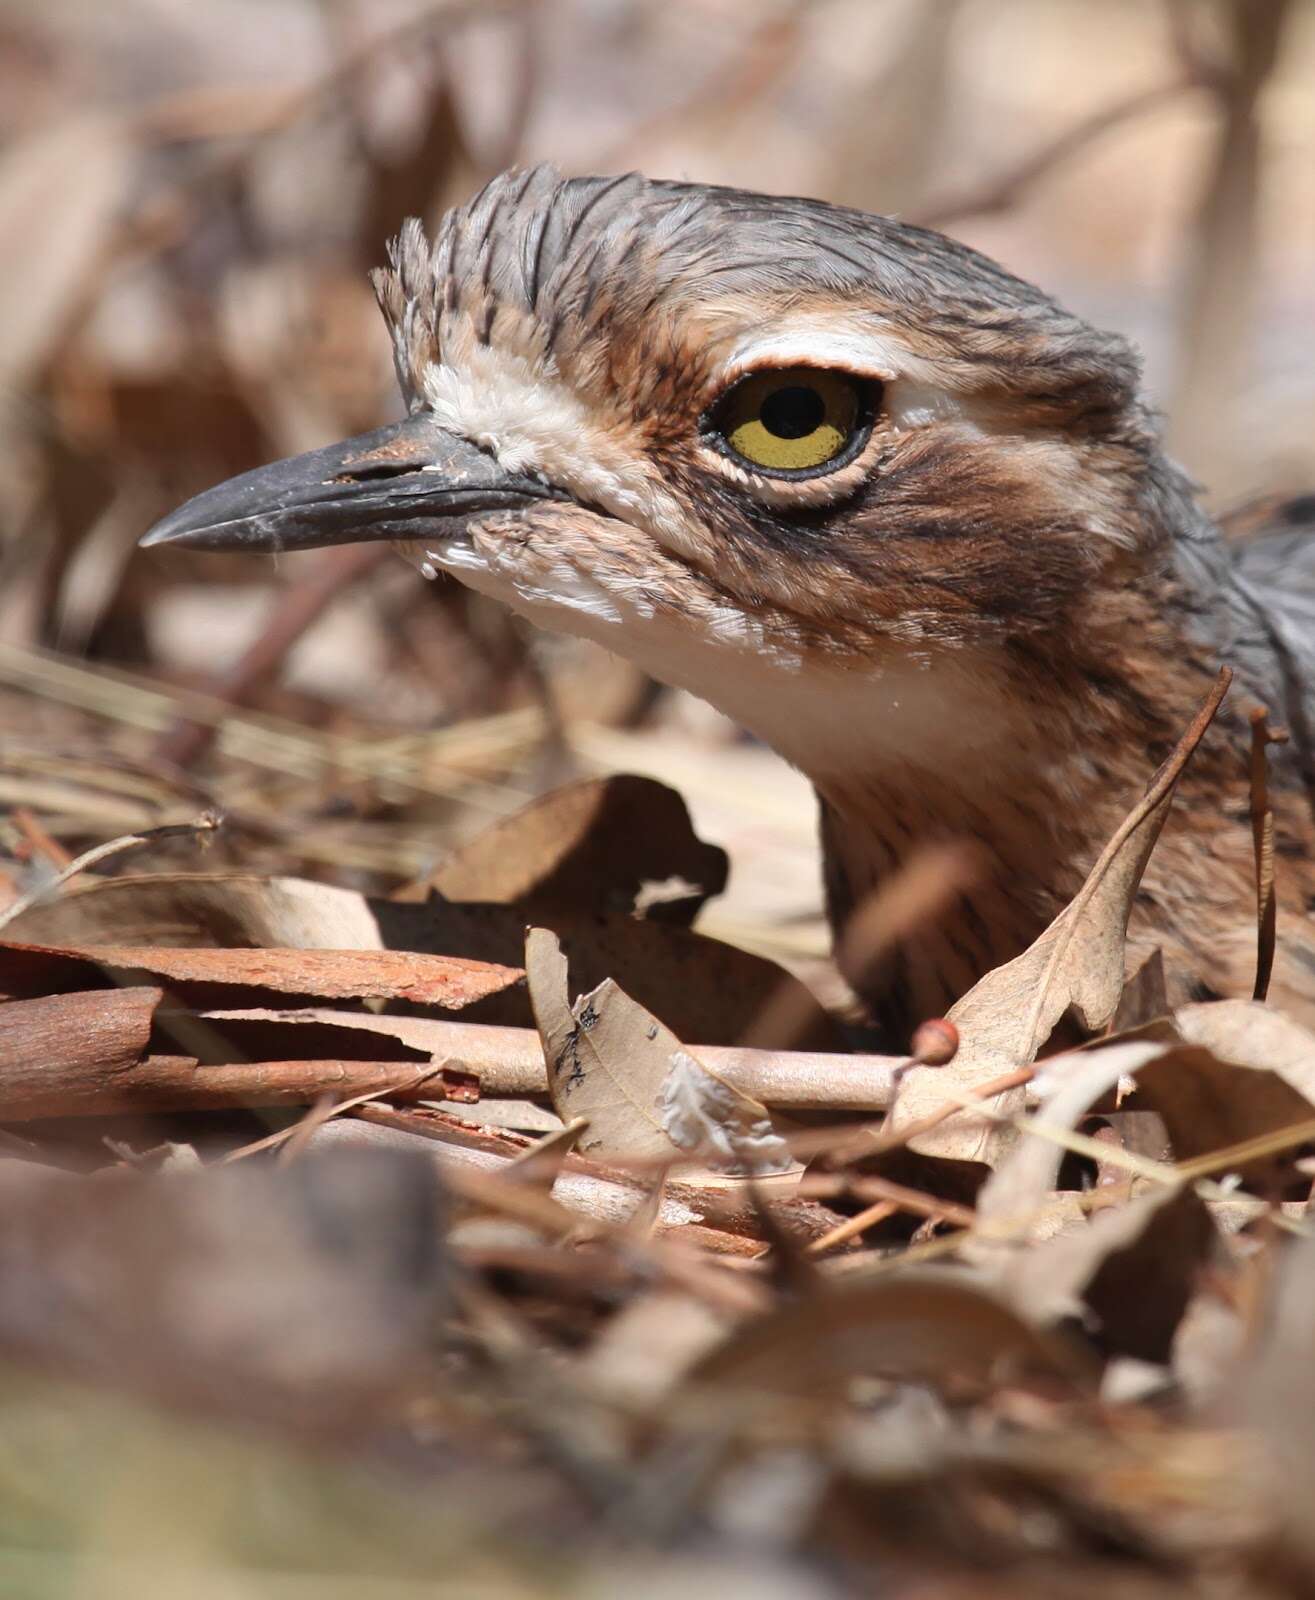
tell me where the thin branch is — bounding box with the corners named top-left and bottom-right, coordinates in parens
top-left (0, 812), bottom-right (220, 933)
top-left (1249, 704), bottom-right (1289, 1001)
top-left (153, 545), bottom-right (393, 770)
top-left (913, 76), bottom-right (1204, 231)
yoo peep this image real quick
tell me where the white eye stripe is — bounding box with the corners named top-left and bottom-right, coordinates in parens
top-left (718, 320), bottom-right (905, 389)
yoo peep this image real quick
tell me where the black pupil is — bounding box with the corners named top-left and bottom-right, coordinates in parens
top-left (759, 384), bottom-right (826, 440)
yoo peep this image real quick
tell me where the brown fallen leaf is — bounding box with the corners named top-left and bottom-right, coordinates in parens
top-left (395, 773), bottom-right (728, 923)
top-left (0, 939), bottom-right (522, 1009)
top-left (883, 667), bottom-right (1230, 1181)
top-left (978, 1002), bottom-right (1315, 1249)
top-left (1108, 947), bottom-right (1170, 1033)
top-left (525, 927), bottom-right (792, 1175)
top-left (999, 1185), bottom-right (1217, 1364)
top-left (581, 1290), bottom-right (739, 1407)
top-left (690, 1273), bottom-right (1096, 1402)
top-left (1131, 999), bottom-right (1315, 1180)
top-left (375, 897), bottom-right (841, 1049)
top-left (973, 1039), bottom-right (1172, 1244)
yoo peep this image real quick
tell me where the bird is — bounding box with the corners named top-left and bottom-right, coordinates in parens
top-left (143, 165), bottom-right (1315, 1047)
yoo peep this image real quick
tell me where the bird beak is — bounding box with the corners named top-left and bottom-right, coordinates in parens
top-left (140, 413), bottom-right (562, 554)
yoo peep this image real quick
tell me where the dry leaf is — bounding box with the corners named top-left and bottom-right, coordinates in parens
top-left (3, 872), bottom-right (386, 949)
top-left (526, 927), bottom-right (791, 1174)
top-left (691, 1273), bottom-right (1095, 1401)
top-left (1000, 1186), bottom-right (1217, 1364)
top-left (527, 925), bottom-right (683, 1163)
top-left (659, 1050), bottom-right (794, 1177)
top-left (10, 873), bottom-right (839, 1047)
top-left (974, 1040), bottom-right (1171, 1241)
top-left (884, 669), bottom-right (1230, 1179)
top-left (1109, 946), bottom-right (1171, 1032)
top-left (1240, 1230), bottom-right (1315, 1570)
top-left (1131, 999), bottom-right (1315, 1178)
top-left (375, 896), bottom-right (841, 1049)
top-left (582, 1290), bottom-right (738, 1407)
top-left (396, 773), bottom-right (728, 923)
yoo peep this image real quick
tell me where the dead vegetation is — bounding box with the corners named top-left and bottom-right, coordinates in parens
top-left (2, 2), bottom-right (1315, 1596)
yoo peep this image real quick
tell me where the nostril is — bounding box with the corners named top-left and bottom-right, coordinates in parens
top-left (329, 462), bottom-right (423, 485)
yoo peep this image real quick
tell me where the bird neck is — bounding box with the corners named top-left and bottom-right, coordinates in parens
top-left (801, 576), bottom-right (1242, 1042)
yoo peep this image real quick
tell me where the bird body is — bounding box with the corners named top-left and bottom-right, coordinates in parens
top-left (144, 167), bottom-right (1315, 1042)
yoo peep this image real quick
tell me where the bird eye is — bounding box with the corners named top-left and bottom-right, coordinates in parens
top-left (709, 367), bottom-right (873, 475)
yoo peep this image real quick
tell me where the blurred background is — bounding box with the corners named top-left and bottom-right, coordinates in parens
top-left (1, 0), bottom-right (1312, 964)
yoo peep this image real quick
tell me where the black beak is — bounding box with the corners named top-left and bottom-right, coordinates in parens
top-left (140, 413), bottom-right (563, 553)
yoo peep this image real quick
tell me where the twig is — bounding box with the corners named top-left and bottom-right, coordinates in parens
top-left (0, 812), bottom-right (220, 933)
top-left (0, 1000), bottom-right (903, 1119)
top-left (154, 545), bottom-right (393, 770)
top-left (602, 10), bottom-right (806, 172)
top-left (219, 1067), bottom-right (452, 1164)
top-left (913, 77), bottom-right (1204, 230)
top-left (203, 1009), bottom-right (905, 1111)
top-left (863, 1065), bottom-right (1037, 1164)
top-left (805, 1199), bottom-right (899, 1257)
top-left (1167, 0), bottom-right (1293, 479)
top-left (0, 640), bottom-right (540, 813)
top-left (1248, 705), bottom-right (1288, 1001)
top-left (796, 1172), bottom-right (977, 1231)
top-left (8, 806), bottom-right (74, 870)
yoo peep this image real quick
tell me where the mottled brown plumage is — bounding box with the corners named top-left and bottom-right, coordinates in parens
top-left (145, 166), bottom-right (1315, 1043)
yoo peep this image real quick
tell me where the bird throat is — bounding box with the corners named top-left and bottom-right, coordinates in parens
top-left (815, 766), bottom-right (1093, 1043)
top-left (785, 653), bottom-right (1138, 1044)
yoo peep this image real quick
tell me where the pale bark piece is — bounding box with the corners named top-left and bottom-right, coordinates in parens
top-left (884, 671), bottom-right (1229, 1178)
top-left (201, 1007), bottom-right (902, 1110)
top-left (396, 773), bottom-right (728, 922)
top-left (0, 938), bottom-right (521, 1009)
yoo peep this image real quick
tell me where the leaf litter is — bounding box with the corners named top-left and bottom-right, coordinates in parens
top-left (4, 621), bottom-right (1315, 1598)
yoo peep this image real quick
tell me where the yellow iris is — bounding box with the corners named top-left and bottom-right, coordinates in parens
top-left (719, 367), bottom-right (861, 472)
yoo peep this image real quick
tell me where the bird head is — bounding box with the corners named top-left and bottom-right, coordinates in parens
top-left (144, 166), bottom-right (1183, 783)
